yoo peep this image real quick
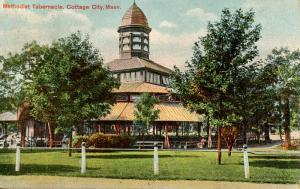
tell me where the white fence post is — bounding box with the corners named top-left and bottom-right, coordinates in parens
top-left (81, 142), bottom-right (86, 174)
top-left (243, 144), bottom-right (250, 179)
top-left (15, 143), bottom-right (20, 172)
top-left (154, 142), bottom-right (159, 175)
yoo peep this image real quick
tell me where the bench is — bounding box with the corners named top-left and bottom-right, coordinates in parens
top-left (134, 141), bottom-right (164, 149)
top-left (172, 141), bottom-right (197, 149)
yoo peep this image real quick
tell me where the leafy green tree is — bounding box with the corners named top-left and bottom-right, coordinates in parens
top-left (133, 93), bottom-right (160, 146)
top-left (266, 48), bottom-right (300, 148)
top-left (1, 32), bottom-right (120, 154)
top-left (171, 9), bottom-right (261, 164)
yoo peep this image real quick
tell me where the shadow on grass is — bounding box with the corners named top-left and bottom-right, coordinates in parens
top-left (85, 154), bottom-right (202, 159)
top-left (250, 160), bottom-right (300, 169)
top-left (249, 155), bottom-right (300, 159)
top-left (0, 164), bottom-right (84, 175)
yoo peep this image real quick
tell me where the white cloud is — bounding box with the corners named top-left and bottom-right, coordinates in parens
top-left (90, 28), bottom-right (119, 62)
top-left (0, 9), bottom-right (93, 56)
top-left (184, 8), bottom-right (217, 21)
top-left (159, 20), bottom-right (177, 28)
top-left (150, 29), bottom-right (207, 68)
top-left (258, 35), bottom-right (300, 59)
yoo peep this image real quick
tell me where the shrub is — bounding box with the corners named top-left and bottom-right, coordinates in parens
top-left (73, 135), bottom-right (89, 148)
top-left (86, 133), bottom-right (134, 148)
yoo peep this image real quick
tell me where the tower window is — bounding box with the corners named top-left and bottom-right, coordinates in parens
top-left (122, 37), bottom-right (130, 43)
top-left (144, 38), bottom-right (148, 44)
top-left (133, 37), bottom-right (141, 42)
top-left (132, 32), bottom-right (142, 35)
top-left (133, 44), bottom-right (141, 50)
top-left (144, 46), bottom-right (148, 51)
top-left (123, 44), bottom-right (130, 51)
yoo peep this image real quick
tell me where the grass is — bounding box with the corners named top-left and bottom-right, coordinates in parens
top-left (0, 149), bottom-right (299, 184)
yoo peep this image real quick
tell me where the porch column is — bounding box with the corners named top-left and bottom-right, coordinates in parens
top-left (164, 123), bottom-right (170, 149)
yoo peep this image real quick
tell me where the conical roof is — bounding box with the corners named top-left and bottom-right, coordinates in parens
top-left (120, 2), bottom-right (149, 28)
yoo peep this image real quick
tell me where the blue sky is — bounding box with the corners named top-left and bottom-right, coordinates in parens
top-left (0, 0), bottom-right (299, 68)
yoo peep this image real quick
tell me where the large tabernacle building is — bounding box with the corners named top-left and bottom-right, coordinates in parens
top-left (93, 2), bottom-right (203, 145)
top-left (0, 2), bottom-right (203, 148)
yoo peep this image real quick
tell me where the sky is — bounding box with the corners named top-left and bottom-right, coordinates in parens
top-left (0, 0), bottom-right (299, 69)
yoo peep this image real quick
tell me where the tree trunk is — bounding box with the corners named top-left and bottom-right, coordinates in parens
top-left (242, 120), bottom-right (247, 145)
top-left (283, 97), bottom-right (291, 148)
top-left (68, 131), bottom-right (72, 157)
top-left (278, 100), bottom-right (283, 140)
top-left (279, 123), bottom-right (282, 140)
top-left (21, 126), bottom-right (25, 147)
top-left (264, 122), bottom-right (270, 143)
top-left (217, 126), bottom-right (222, 165)
top-left (208, 126), bottom-right (212, 148)
top-left (228, 144), bottom-right (233, 156)
top-left (48, 122), bottom-right (53, 148)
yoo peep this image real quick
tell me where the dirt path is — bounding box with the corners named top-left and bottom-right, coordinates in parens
top-left (0, 176), bottom-right (298, 189)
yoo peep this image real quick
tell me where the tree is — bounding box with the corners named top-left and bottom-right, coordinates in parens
top-left (133, 93), bottom-right (160, 147)
top-left (266, 48), bottom-right (300, 148)
top-left (171, 9), bottom-right (261, 164)
top-left (221, 126), bottom-right (238, 156)
top-left (1, 32), bottom-right (120, 154)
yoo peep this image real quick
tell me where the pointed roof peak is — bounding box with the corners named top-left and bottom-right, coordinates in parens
top-left (120, 2), bottom-right (149, 28)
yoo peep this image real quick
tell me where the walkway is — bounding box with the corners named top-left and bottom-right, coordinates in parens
top-left (0, 176), bottom-right (298, 189)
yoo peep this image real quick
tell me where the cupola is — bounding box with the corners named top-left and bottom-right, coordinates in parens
top-left (118, 2), bottom-right (151, 59)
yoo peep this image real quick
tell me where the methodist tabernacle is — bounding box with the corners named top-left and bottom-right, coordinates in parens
top-left (91, 2), bottom-right (203, 146)
top-left (0, 2), bottom-right (203, 148)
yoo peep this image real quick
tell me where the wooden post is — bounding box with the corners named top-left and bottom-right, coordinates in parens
top-left (153, 143), bottom-right (159, 175)
top-left (243, 144), bottom-right (250, 178)
top-left (81, 142), bottom-right (86, 174)
top-left (15, 143), bottom-right (21, 172)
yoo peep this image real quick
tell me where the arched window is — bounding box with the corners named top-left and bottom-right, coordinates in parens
top-left (144, 46), bottom-right (148, 51)
top-left (144, 38), bottom-right (148, 44)
top-left (123, 44), bottom-right (130, 51)
top-left (122, 37), bottom-right (130, 43)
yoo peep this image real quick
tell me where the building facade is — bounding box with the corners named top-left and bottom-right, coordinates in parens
top-left (88, 2), bottom-right (203, 148)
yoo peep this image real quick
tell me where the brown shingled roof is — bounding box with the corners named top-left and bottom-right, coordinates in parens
top-left (106, 57), bottom-right (172, 74)
top-left (100, 102), bottom-right (202, 122)
top-left (113, 82), bottom-right (169, 94)
top-left (121, 2), bottom-right (149, 28)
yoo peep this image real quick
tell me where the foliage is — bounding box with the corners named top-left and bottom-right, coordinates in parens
top-left (86, 133), bottom-right (134, 148)
top-left (221, 126), bottom-right (238, 156)
top-left (72, 135), bottom-right (89, 148)
top-left (0, 31), bottom-right (120, 132)
top-left (170, 8), bottom-right (261, 128)
top-left (265, 48), bottom-right (300, 147)
top-left (133, 93), bottom-right (160, 137)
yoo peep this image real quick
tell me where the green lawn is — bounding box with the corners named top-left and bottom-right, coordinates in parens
top-left (0, 149), bottom-right (299, 184)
